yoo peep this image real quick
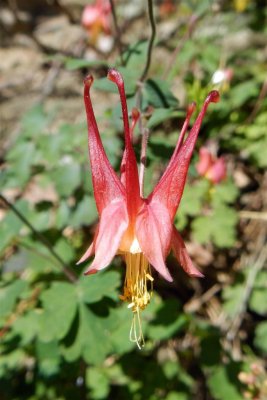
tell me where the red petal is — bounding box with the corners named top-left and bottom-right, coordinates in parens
top-left (84, 199), bottom-right (128, 274)
top-left (77, 242), bottom-right (94, 265)
top-left (120, 108), bottom-right (140, 186)
top-left (84, 76), bottom-right (125, 214)
top-left (107, 69), bottom-right (141, 222)
top-left (135, 201), bottom-right (173, 282)
top-left (149, 91), bottom-right (219, 221)
top-left (171, 227), bottom-right (204, 278)
top-left (147, 103), bottom-right (196, 201)
top-left (76, 224), bottom-right (100, 265)
top-left (173, 102), bottom-right (196, 158)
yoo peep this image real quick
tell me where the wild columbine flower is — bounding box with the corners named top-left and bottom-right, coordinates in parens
top-left (81, 0), bottom-right (111, 42)
top-left (159, 0), bottom-right (175, 16)
top-left (78, 68), bottom-right (219, 347)
top-left (196, 147), bottom-right (226, 184)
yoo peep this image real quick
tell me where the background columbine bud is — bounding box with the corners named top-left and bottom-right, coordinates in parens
top-left (196, 146), bottom-right (227, 184)
top-left (81, 0), bottom-right (111, 43)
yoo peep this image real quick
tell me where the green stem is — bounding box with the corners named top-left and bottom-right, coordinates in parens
top-left (109, 0), bottom-right (125, 65)
top-left (140, 0), bottom-right (156, 82)
top-left (0, 194), bottom-right (77, 283)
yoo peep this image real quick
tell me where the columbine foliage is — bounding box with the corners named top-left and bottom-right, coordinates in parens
top-left (0, 1), bottom-right (266, 399)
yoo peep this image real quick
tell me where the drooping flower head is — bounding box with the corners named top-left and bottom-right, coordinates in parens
top-left (78, 69), bottom-right (219, 347)
top-left (81, 0), bottom-right (111, 43)
top-left (196, 146), bottom-right (226, 184)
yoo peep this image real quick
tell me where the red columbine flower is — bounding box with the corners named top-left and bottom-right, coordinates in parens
top-left (78, 69), bottom-right (219, 347)
top-left (81, 0), bottom-right (111, 42)
top-left (196, 146), bottom-right (226, 184)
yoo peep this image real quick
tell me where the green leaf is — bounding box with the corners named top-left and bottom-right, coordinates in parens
top-left (39, 282), bottom-right (77, 341)
top-left (53, 238), bottom-right (75, 263)
top-left (51, 162), bottom-right (81, 197)
top-left (222, 274), bottom-right (245, 317)
top-left (249, 271), bottom-right (267, 315)
top-left (36, 340), bottom-right (61, 376)
top-left (26, 207), bottom-right (52, 232)
top-left (192, 205), bottom-right (238, 247)
top-left (123, 40), bottom-right (148, 75)
top-left (21, 104), bottom-right (50, 137)
top-left (107, 306), bottom-right (136, 354)
top-left (93, 78), bottom-right (118, 93)
top-left (76, 270), bottom-right (121, 304)
top-left (147, 135), bottom-right (175, 162)
top-left (147, 299), bottom-right (188, 341)
top-left (254, 322), bottom-right (267, 354)
top-left (6, 142), bottom-right (36, 186)
top-left (12, 310), bottom-right (40, 345)
top-left (86, 367), bottom-right (110, 399)
top-left (144, 79), bottom-right (178, 109)
top-left (211, 180), bottom-right (239, 207)
top-left (207, 364), bottom-right (244, 400)
top-left (147, 108), bottom-right (182, 128)
top-left (200, 332), bottom-right (221, 366)
top-left (0, 200), bottom-right (29, 253)
top-left (101, 132), bottom-right (122, 166)
top-left (246, 136), bottom-right (267, 168)
top-left (163, 360), bottom-right (193, 389)
top-left (230, 81), bottom-right (259, 108)
top-left (176, 180), bottom-right (209, 229)
top-left (166, 392), bottom-right (189, 400)
top-left (70, 196), bottom-right (97, 228)
top-left (234, 112), bottom-right (267, 168)
top-left (80, 305), bottom-right (111, 365)
top-left (5, 244), bottom-right (59, 275)
top-left (55, 201), bottom-right (70, 229)
top-left (0, 280), bottom-right (29, 321)
top-left (62, 303), bottom-right (112, 365)
top-left (0, 348), bottom-right (26, 375)
top-left (65, 58), bottom-right (108, 70)
top-left (94, 67), bottom-right (138, 96)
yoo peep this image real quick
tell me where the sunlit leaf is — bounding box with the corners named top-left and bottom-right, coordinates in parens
top-left (0, 280), bottom-right (29, 321)
top-left (39, 282), bottom-right (77, 341)
top-left (76, 270), bottom-right (121, 304)
top-left (207, 363), bottom-right (244, 400)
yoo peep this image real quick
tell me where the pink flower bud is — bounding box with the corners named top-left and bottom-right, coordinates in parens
top-left (81, 0), bottom-right (111, 41)
top-left (196, 147), bottom-right (226, 184)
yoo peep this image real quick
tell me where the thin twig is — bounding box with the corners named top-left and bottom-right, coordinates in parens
top-left (140, 0), bottom-right (156, 82)
top-left (109, 0), bottom-right (125, 65)
top-left (184, 284), bottom-right (221, 313)
top-left (135, 0), bottom-right (156, 192)
top-left (226, 173), bottom-right (267, 345)
top-left (0, 194), bottom-right (77, 283)
top-left (226, 230), bottom-right (267, 342)
top-left (239, 210), bottom-right (267, 221)
top-left (19, 239), bottom-right (65, 270)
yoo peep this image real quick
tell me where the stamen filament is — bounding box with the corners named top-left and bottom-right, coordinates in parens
top-left (120, 251), bottom-right (153, 349)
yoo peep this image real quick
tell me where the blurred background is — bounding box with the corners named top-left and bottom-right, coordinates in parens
top-left (0, 0), bottom-right (267, 399)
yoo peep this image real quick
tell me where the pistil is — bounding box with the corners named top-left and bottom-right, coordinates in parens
top-left (119, 252), bottom-right (154, 348)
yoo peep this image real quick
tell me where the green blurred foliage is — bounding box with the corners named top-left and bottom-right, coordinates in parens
top-left (1, 0), bottom-right (267, 399)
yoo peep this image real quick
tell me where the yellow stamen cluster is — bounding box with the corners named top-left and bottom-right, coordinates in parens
top-left (119, 252), bottom-right (154, 349)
